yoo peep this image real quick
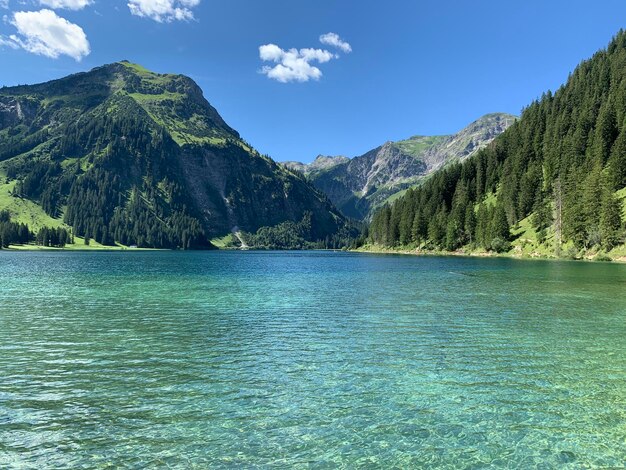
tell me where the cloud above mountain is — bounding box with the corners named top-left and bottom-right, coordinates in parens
top-left (259, 33), bottom-right (352, 83)
top-left (259, 45), bottom-right (335, 83)
top-left (2, 9), bottom-right (90, 60)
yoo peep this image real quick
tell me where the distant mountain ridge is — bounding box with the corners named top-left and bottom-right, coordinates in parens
top-left (0, 61), bottom-right (346, 248)
top-left (284, 113), bottom-right (516, 220)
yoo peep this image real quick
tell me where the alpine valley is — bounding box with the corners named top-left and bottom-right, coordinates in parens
top-left (284, 113), bottom-right (515, 220)
top-left (2, 31), bottom-right (626, 259)
top-left (0, 61), bottom-right (350, 250)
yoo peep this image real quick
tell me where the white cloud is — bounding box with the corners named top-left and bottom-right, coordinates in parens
top-left (259, 33), bottom-right (352, 83)
top-left (0, 35), bottom-right (18, 48)
top-left (128, 0), bottom-right (200, 22)
top-left (319, 32), bottom-right (352, 53)
top-left (0, 0), bottom-right (8, 10)
top-left (39, 0), bottom-right (92, 10)
top-left (259, 44), bottom-right (337, 83)
top-left (2, 9), bottom-right (90, 60)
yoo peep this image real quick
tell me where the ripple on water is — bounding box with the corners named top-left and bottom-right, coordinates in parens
top-left (0, 251), bottom-right (625, 468)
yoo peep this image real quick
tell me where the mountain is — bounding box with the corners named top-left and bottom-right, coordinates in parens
top-left (284, 113), bottom-right (515, 220)
top-left (0, 61), bottom-right (347, 249)
top-left (368, 31), bottom-right (626, 260)
top-left (283, 155), bottom-right (350, 175)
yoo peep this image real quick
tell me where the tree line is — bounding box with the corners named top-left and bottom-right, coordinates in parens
top-left (242, 212), bottom-right (362, 250)
top-left (0, 210), bottom-right (72, 248)
top-left (369, 31), bottom-right (626, 253)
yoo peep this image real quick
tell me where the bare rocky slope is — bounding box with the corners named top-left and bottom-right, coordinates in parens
top-left (284, 113), bottom-right (516, 220)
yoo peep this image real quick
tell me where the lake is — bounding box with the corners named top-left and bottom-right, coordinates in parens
top-left (0, 251), bottom-right (625, 468)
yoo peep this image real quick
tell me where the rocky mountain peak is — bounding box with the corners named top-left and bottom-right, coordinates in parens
top-left (284, 112), bottom-right (516, 220)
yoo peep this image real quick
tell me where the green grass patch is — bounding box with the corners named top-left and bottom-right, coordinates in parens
top-left (379, 182), bottom-right (424, 206)
top-left (210, 234), bottom-right (237, 248)
top-left (118, 61), bottom-right (181, 85)
top-left (168, 132), bottom-right (227, 147)
top-left (394, 135), bottom-right (447, 156)
top-left (510, 214), bottom-right (558, 258)
top-left (0, 180), bottom-right (110, 249)
top-left (128, 91), bottom-right (183, 103)
top-left (0, 181), bottom-right (65, 231)
top-left (119, 61), bottom-right (152, 75)
top-left (482, 192), bottom-right (498, 207)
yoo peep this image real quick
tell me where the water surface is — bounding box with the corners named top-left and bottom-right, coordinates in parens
top-left (1, 251), bottom-right (625, 468)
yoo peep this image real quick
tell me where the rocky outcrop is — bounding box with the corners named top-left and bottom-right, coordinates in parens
top-left (284, 155), bottom-right (349, 174)
top-left (0, 97), bottom-right (39, 128)
top-left (413, 113), bottom-right (514, 172)
top-left (284, 113), bottom-right (516, 220)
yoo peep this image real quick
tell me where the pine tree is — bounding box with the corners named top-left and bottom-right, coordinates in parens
top-left (581, 165), bottom-right (603, 246)
top-left (464, 205), bottom-right (476, 245)
top-left (600, 191), bottom-right (623, 250)
top-left (608, 124), bottom-right (626, 189)
top-left (476, 203), bottom-right (490, 249)
top-left (427, 205), bottom-right (447, 247)
top-left (593, 100), bottom-right (618, 165)
top-left (411, 211), bottom-right (427, 246)
top-left (489, 204), bottom-right (511, 252)
top-left (445, 220), bottom-right (460, 251)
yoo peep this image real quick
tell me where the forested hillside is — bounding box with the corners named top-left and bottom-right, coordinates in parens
top-left (368, 31), bottom-right (626, 259)
top-left (0, 62), bottom-right (347, 249)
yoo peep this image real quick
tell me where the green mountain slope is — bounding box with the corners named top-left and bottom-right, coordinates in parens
top-left (368, 31), bottom-right (626, 260)
top-left (284, 113), bottom-right (515, 220)
top-left (0, 61), bottom-right (346, 249)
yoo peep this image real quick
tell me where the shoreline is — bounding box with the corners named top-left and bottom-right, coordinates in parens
top-left (353, 245), bottom-right (626, 264)
top-left (4, 244), bottom-right (626, 263)
top-left (2, 244), bottom-right (162, 252)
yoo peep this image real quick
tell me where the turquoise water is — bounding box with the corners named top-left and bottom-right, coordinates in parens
top-left (0, 251), bottom-right (625, 468)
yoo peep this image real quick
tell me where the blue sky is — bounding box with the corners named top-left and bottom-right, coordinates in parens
top-left (1, 0), bottom-right (625, 163)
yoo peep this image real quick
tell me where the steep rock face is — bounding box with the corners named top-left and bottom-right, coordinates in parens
top-left (284, 155), bottom-right (349, 174)
top-left (409, 113), bottom-right (513, 171)
top-left (178, 145), bottom-right (341, 238)
top-left (0, 62), bottom-right (344, 247)
top-left (0, 97), bottom-right (37, 127)
top-left (285, 113), bottom-right (515, 220)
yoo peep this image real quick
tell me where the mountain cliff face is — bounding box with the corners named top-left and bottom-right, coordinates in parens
top-left (284, 113), bottom-right (515, 220)
top-left (0, 62), bottom-right (345, 248)
top-left (283, 155), bottom-right (350, 174)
